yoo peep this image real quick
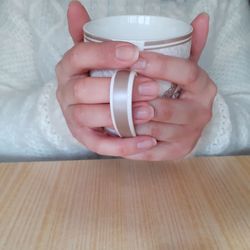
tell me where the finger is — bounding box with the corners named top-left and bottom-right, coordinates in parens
top-left (135, 121), bottom-right (201, 142)
top-left (131, 52), bottom-right (210, 93)
top-left (56, 41), bottom-right (139, 79)
top-left (180, 77), bottom-right (217, 107)
top-left (124, 140), bottom-right (195, 161)
top-left (61, 76), bottom-right (159, 105)
top-left (72, 126), bottom-right (157, 157)
top-left (68, 104), bottom-right (113, 128)
top-left (149, 98), bottom-right (212, 125)
top-left (67, 1), bottom-right (90, 44)
top-left (190, 13), bottom-right (209, 62)
top-left (68, 103), bottom-right (154, 128)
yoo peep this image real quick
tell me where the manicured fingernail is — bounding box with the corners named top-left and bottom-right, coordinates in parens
top-left (116, 44), bottom-right (139, 61)
top-left (132, 58), bottom-right (147, 70)
top-left (137, 138), bottom-right (157, 149)
top-left (139, 81), bottom-right (159, 96)
top-left (134, 105), bottom-right (154, 120)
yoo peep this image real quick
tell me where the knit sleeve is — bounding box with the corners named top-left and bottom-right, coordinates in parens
top-left (0, 0), bottom-right (96, 161)
top-left (192, 0), bottom-right (250, 156)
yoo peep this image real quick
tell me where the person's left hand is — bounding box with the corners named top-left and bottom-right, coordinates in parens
top-left (125, 13), bottom-right (217, 161)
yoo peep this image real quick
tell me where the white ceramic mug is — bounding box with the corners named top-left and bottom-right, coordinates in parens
top-left (83, 15), bottom-right (193, 137)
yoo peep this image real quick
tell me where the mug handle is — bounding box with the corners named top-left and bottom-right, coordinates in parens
top-left (110, 70), bottom-right (137, 138)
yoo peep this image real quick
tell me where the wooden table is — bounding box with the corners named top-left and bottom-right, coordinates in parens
top-left (0, 157), bottom-right (249, 250)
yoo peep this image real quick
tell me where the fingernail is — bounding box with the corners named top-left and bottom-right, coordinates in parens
top-left (134, 105), bottom-right (154, 120)
top-left (132, 58), bottom-right (147, 70)
top-left (200, 12), bottom-right (209, 17)
top-left (116, 44), bottom-right (139, 61)
top-left (70, 0), bottom-right (80, 3)
top-left (137, 138), bottom-right (157, 149)
top-left (139, 81), bottom-right (159, 96)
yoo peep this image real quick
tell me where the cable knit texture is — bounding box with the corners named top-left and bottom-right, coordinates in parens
top-left (0, 0), bottom-right (249, 161)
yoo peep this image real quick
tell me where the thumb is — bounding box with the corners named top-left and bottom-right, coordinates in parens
top-left (67, 1), bottom-right (90, 44)
top-left (190, 13), bottom-right (209, 63)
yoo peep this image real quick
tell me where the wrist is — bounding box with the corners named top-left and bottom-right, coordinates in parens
top-left (190, 92), bottom-right (232, 156)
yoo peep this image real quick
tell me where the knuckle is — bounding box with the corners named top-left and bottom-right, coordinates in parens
top-left (172, 145), bottom-right (183, 159)
top-left (71, 106), bottom-right (83, 126)
top-left (187, 124), bottom-right (201, 135)
top-left (153, 99), bottom-right (173, 121)
top-left (159, 104), bottom-right (173, 121)
top-left (201, 109), bottom-right (212, 125)
top-left (163, 108), bottom-right (173, 121)
top-left (73, 79), bottom-right (83, 102)
top-left (103, 42), bottom-right (116, 55)
top-left (157, 56), bottom-right (167, 75)
top-left (68, 49), bottom-right (78, 67)
top-left (149, 124), bottom-right (161, 139)
top-left (173, 143), bottom-right (191, 160)
top-left (145, 52), bottom-right (166, 75)
top-left (56, 88), bottom-right (62, 104)
top-left (138, 152), bottom-right (155, 161)
top-left (186, 61), bottom-right (200, 84)
top-left (97, 42), bottom-right (119, 65)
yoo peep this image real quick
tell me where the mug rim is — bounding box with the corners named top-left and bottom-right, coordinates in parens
top-left (83, 15), bottom-right (193, 47)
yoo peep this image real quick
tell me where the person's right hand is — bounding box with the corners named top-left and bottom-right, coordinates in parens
top-left (55, 1), bottom-right (158, 157)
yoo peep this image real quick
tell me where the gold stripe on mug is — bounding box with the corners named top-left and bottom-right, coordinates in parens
top-left (144, 32), bottom-right (192, 47)
top-left (84, 35), bottom-right (192, 49)
top-left (85, 31), bottom-right (192, 47)
top-left (144, 37), bottom-right (192, 50)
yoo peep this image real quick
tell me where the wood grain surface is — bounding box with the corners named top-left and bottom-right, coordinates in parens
top-left (0, 157), bottom-right (250, 250)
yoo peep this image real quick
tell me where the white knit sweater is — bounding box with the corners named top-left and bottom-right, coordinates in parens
top-left (0, 0), bottom-right (249, 161)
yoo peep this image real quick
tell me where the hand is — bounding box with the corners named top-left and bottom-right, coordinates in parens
top-left (125, 13), bottom-right (217, 161)
top-left (55, 1), bottom-right (158, 157)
